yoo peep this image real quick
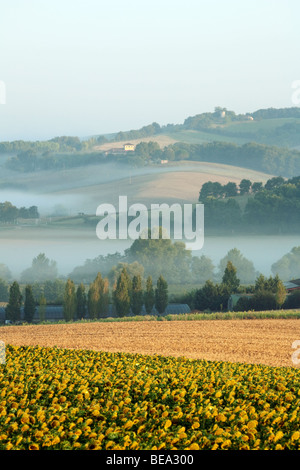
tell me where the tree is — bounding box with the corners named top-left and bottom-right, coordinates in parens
top-left (271, 246), bottom-right (300, 281)
top-left (76, 283), bottom-right (87, 319)
top-left (113, 268), bottom-right (131, 317)
top-left (222, 261), bottom-right (240, 293)
top-left (274, 280), bottom-right (287, 308)
top-left (0, 201), bottom-right (19, 222)
top-left (20, 253), bottom-right (58, 283)
top-left (239, 179), bottom-right (252, 195)
top-left (131, 275), bottom-right (143, 316)
top-left (6, 281), bottom-right (22, 323)
top-left (251, 182), bottom-right (263, 193)
top-left (218, 248), bottom-right (257, 284)
top-left (191, 255), bottom-right (214, 284)
top-left (253, 273), bottom-right (286, 310)
top-left (125, 232), bottom-right (192, 284)
top-left (38, 295), bottom-right (47, 322)
top-left (24, 285), bottom-right (36, 323)
top-left (87, 281), bottom-right (98, 320)
top-left (43, 279), bottom-right (65, 304)
top-left (284, 290), bottom-right (300, 308)
top-left (194, 280), bottom-right (229, 312)
top-left (63, 279), bottom-right (76, 322)
top-left (199, 181), bottom-right (224, 201)
top-left (88, 273), bottom-right (109, 319)
top-left (0, 264), bottom-right (12, 281)
top-left (0, 279), bottom-right (9, 302)
top-left (98, 275), bottom-right (110, 318)
top-left (265, 176), bottom-right (285, 191)
top-left (224, 182), bottom-right (238, 197)
top-left (109, 261), bottom-right (144, 285)
top-left (144, 276), bottom-right (155, 315)
top-left (252, 291), bottom-right (277, 311)
top-left (155, 275), bottom-right (168, 315)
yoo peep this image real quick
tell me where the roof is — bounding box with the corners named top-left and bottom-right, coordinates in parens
top-left (284, 279), bottom-right (300, 290)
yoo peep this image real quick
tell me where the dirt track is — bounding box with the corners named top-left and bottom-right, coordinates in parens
top-left (1, 319), bottom-right (300, 368)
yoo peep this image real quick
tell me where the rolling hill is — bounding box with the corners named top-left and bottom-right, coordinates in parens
top-left (0, 160), bottom-right (273, 217)
top-left (93, 107), bottom-right (300, 150)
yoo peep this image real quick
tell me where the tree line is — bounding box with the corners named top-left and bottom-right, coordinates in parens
top-left (0, 201), bottom-right (39, 223)
top-left (5, 261), bottom-right (293, 323)
top-left (110, 140), bottom-right (300, 177)
top-left (198, 175), bottom-right (300, 234)
top-left (183, 107), bottom-right (300, 147)
top-left (0, 135), bottom-right (96, 155)
top-left (4, 135), bottom-right (300, 178)
top-left (178, 262), bottom-right (290, 313)
top-left (4, 269), bottom-right (169, 323)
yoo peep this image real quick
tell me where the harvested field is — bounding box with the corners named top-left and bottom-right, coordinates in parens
top-left (0, 318), bottom-right (300, 368)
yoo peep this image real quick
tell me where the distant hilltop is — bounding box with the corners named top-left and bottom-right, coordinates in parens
top-left (94, 106), bottom-right (300, 143)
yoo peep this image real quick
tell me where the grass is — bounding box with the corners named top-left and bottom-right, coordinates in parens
top-left (6, 309), bottom-right (298, 326)
top-left (222, 117), bottom-right (300, 135)
top-left (164, 130), bottom-right (248, 145)
top-left (92, 309), bottom-right (300, 323)
top-left (164, 117), bottom-right (300, 146)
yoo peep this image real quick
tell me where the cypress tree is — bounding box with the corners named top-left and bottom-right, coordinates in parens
top-left (6, 281), bottom-right (22, 323)
top-left (131, 274), bottom-right (143, 316)
top-left (63, 279), bottom-right (76, 322)
top-left (144, 275), bottom-right (155, 315)
top-left (76, 283), bottom-right (87, 319)
top-left (155, 275), bottom-right (168, 315)
top-left (24, 284), bottom-right (36, 323)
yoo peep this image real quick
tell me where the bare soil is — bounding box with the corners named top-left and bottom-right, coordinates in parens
top-left (1, 319), bottom-right (300, 368)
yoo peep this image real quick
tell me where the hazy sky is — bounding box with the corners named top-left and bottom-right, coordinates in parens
top-left (0, 0), bottom-right (299, 141)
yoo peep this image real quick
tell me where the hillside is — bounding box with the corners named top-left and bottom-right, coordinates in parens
top-left (0, 160), bottom-right (273, 216)
top-left (93, 107), bottom-right (300, 150)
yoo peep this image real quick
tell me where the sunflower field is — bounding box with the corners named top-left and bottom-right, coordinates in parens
top-left (1, 344), bottom-right (300, 450)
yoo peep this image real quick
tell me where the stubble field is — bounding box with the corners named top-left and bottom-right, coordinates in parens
top-left (0, 318), bottom-right (299, 368)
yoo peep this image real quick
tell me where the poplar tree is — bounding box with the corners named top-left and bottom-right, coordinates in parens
top-left (96, 273), bottom-right (110, 318)
top-left (144, 275), bottom-right (155, 315)
top-left (63, 279), bottom-right (76, 322)
top-left (131, 274), bottom-right (143, 316)
top-left (113, 267), bottom-right (131, 317)
top-left (88, 273), bottom-right (110, 319)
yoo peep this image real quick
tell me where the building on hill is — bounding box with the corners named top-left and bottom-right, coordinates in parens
top-left (123, 143), bottom-right (135, 151)
top-left (104, 143), bottom-right (135, 156)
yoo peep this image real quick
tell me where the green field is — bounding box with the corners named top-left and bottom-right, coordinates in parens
top-left (163, 117), bottom-right (300, 147)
